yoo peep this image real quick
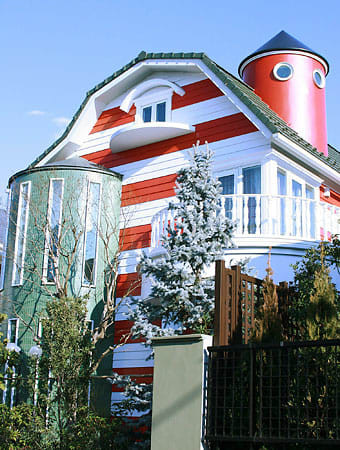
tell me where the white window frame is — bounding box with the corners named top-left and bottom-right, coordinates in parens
top-left (7, 318), bottom-right (19, 344)
top-left (12, 181), bottom-right (31, 286)
top-left (42, 178), bottom-right (64, 284)
top-left (2, 318), bottom-right (20, 406)
top-left (134, 89), bottom-right (172, 124)
top-left (276, 166), bottom-right (318, 238)
top-left (273, 62), bottom-right (294, 81)
top-left (313, 69), bottom-right (326, 89)
top-left (82, 180), bottom-right (102, 287)
top-left (0, 189), bottom-right (12, 290)
top-left (216, 164), bottom-right (263, 195)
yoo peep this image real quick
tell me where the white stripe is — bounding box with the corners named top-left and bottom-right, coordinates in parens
top-left (77, 96), bottom-right (241, 156)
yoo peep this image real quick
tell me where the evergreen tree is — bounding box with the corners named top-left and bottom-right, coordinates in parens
top-left (131, 143), bottom-right (234, 339)
top-left (306, 247), bottom-right (338, 340)
top-left (117, 144), bottom-right (234, 448)
top-left (290, 238), bottom-right (339, 340)
top-left (253, 249), bottom-right (282, 343)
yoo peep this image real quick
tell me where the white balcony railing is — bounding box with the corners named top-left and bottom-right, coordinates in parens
top-left (151, 194), bottom-right (340, 248)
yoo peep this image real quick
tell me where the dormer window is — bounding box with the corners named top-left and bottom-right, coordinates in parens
top-left (120, 78), bottom-right (185, 124)
top-left (135, 92), bottom-right (171, 124)
top-left (111, 78), bottom-right (193, 153)
top-left (142, 101), bottom-right (166, 123)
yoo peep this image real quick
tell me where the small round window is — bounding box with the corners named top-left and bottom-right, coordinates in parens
top-left (273, 62), bottom-right (293, 81)
top-left (313, 69), bottom-right (325, 88)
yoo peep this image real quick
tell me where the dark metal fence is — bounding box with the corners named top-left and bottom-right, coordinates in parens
top-left (206, 339), bottom-right (340, 448)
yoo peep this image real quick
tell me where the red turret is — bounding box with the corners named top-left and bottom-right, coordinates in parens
top-left (239, 31), bottom-right (329, 156)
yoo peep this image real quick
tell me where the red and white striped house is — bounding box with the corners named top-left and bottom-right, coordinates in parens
top-left (22, 31), bottom-right (340, 411)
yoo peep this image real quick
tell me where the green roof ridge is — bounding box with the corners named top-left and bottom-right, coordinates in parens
top-left (28, 52), bottom-right (340, 174)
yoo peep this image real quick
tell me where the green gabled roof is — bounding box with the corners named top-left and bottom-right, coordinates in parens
top-left (28, 51), bottom-right (340, 174)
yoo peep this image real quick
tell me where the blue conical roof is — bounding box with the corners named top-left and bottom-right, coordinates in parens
top-left (239, 30), bottom-right (329, 76)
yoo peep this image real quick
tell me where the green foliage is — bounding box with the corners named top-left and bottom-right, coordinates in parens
top-left (0, 403), bottom-right (45, 449)
top-left (253, 251), bottom-right (282, 343)
top-left (60, 407), bottom-right (127, 450)
top-left (38, 296), bottom-right (94, 444)
top-left (290, 237), bottom-right (340, 340)
top-left (0, 403), bottom-right (125, 449)
top-left (306, 257), bottom-right (338, 340)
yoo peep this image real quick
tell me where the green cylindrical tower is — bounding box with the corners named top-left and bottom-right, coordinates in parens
top-left (0, 157), bottom-right (122, 413)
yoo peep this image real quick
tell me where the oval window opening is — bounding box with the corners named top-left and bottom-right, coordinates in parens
top-left (273, 62), bottom-right (293, 81)
top-left (313, 69), bottom-right (325, 88)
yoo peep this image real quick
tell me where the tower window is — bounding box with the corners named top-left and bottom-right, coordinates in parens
top-left (83, 181), bottom-right (101, 286)
top-left (43, 179), bottom-right (64, 283)
top-left (12, 182), bottom-right (30, 286)
top-left (273, 62), bottom-right (293, 81)
top-left (313, 69), bottom-right (325, 88)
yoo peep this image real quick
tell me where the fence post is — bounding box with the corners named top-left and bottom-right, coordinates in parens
top-left (213, 259), bottom-right (226, 346)
top-left (231, 265), bottom-right (242, 344)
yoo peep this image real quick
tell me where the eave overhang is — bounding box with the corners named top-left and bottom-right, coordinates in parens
top-left (272, 133), bottom-right (340, 188)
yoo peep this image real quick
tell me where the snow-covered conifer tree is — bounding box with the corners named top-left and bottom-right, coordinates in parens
top-left (131, 143), bottom-right (234, 339)
top-left (116, 144), bottom-right (234, 448)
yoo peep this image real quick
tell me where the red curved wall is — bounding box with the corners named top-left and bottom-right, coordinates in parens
top-left (242, 53), bottom-right (328, 156)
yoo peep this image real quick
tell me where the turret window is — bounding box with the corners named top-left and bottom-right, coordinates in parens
top-left (82, 181), bottom-right (101, 286)
top-left (43, 179), bottom-right (64, 283)
top-left (273, 62), bottom-right (293, 81)
top-left (12, 182), bottom-right (30, 286)
top-left (313, 69), bottom-right (325, 88)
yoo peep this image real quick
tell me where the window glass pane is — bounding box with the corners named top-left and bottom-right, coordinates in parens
top-left (142, 106), bottom-right (152, 123)
top-left (219, 175), bottom-right (234, 220)
top-left (0, 190), bottom-right (12, 290)
top-left (156, 102), bottom-right (166, 122)
top-left (46, 180), bottom-right (63, 282)
top-left (243, 167), bottom-right (261, 234)
top-left (306, 186), bottom-right (315, 238)
top-left (292, 180), bottom-right (302, 197)
top-left (277, 171), bottom-right (286, 235)
top-left (306, 186), bottom-right (314, 199)
top-left (219, 175), bottom-right (234, 195)
top-left (243, 167), bottom-right (261, 194)
top-left (9, 319), bottom-right (18, 344)
top-left (292, 180), bottom-right (302, 236)
top-left (83, 183), bottom-right (101, 285)
top-left (277, 171), bottom-right (286, 195)
top-left (276, 64), bottom-right (292, 79)
top-left (13, 183), bottom-right (30, 285)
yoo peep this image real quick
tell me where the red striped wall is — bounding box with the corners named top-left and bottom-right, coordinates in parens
top-left (116, 272), bottom-right (141, 297)
top-left (172, 78), bottom-right (223, 110)
top-left (121, 173), bottom-right (177, 207)
top-left (112, 367), bottom-right (153, 392)
top-left (114, 319), bottom-right (162, 345)
top-left (120, 224), bottom-right (151, 251)
top-left (83, 113), bottom-right (257, 169)
top-left (320, 185), bottom-right (340, 207)
top-left (90, 106), bottom-right (136, 134)
top-left (114, 320), bottom-right (144, 344)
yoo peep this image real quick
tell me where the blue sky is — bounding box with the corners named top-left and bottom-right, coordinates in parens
top-left (1, 0), bottom-right (339, 205)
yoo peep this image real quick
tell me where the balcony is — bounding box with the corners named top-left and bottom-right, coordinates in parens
top-left (150, 194), bottom-right (340, 249)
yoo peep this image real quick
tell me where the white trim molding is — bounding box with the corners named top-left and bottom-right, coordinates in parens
top-left (120, 78), bottom-right (185, 113)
